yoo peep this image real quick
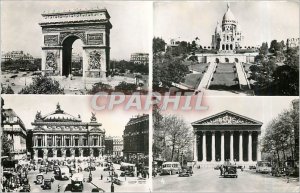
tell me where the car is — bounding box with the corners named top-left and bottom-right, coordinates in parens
top-left (39, 166), bottom-right (46, 173)
top-left (84, 166), bottom-right (96, 172)
top-left (178, 171), bottom-right (191, 177)
top-left (249, 166), bottom-right (256, 170)
top-left (11, 83), bottom-right (15, 86)
top-left (120, 170), bottom-right (134, 177)
top-left (214, 165), bottom-right (221, 170)
top-left (42, 179), bottom-right (52, 190)
top-left (222, 166), bottom-right (238, 178)
top-left (103, 167), bottom-right (111, 171)
top-left (91, 188), bottom-right (105, 192)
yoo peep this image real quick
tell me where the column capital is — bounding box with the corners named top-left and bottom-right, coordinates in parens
top-left (211, 131), bottom-right (216, 135)
top-left (239, 131), bottom-right (244, 134)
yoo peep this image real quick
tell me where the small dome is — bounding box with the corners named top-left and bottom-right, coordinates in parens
top-left (215, 21), bottom-right (222, 33)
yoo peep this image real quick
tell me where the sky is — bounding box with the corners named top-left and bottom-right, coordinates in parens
top-left (161, 96), bottom-right (298, 136)
top-left (154, 1), bottom-right (299, 47)
top-left (1, 1), bottom-right (152, 60)
top-left (2, 95), bottom-right (149, 137)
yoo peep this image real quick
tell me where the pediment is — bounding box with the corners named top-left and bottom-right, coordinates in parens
top-left (192, 110), bottom-right (262, 125)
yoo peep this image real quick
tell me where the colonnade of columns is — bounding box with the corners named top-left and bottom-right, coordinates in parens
top-left (194, 130), bottom-right (261, 163)
top-left (33, 134), bottom-right (103, 147)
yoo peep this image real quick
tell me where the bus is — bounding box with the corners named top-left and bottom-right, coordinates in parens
top-left (256, 161), bottom-right (272, 173)
top-left (161, 162), bottom-right (181, 175)
top-left (59, 166), bottom-right (70, 180)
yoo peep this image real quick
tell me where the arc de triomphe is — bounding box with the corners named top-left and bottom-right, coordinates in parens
top-left (39, 8), bottom-right (112, 79)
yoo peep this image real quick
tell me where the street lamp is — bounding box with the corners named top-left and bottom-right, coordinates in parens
top-left (86, 124), bottom-right (92, 182)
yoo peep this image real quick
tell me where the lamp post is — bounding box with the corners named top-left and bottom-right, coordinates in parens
top-left (181, 152), bottom-right (184, 167)
top-left (86, 124), bottom-right (92, 182)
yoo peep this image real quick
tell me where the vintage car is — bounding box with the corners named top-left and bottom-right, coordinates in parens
top-left (42, 179), bottom-right (52, 190)
top-left (21, 184), bottom-right (31, 192)
top-left (223, 166), bottom-right (238, 178)
top-left (71, 173), bottom-right (84, 192)
top-left (35, 174), bottom-right (44, 184)
top-left (39, 165), bottom-right (46, 173)
top-left (120, 170), bottom-right (135, 177)
top-left (178, 170), bottom-right (191, 177)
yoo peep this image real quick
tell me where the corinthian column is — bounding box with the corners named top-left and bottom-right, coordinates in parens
top-left (257, 132), bottom-right (261, 161)
top-left (193, 132), bottom-right (198, 162)
top-left (239, 131), bottom-right (243, 162)
top-left (221, 131), bottom-right (224, 162)
top-left (202, 132), bottom-right (206, 162)
top-left (211, 131), bottom-right (215, 162)
top-left (230, 131), bottom-right (234, 161)
top-left (248, 132), bottom-right (252, 162)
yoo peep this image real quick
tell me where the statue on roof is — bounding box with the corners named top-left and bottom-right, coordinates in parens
top-left (35, 111), bottom-right (42, 120)
top-left (91, 112), bottom-right (97, 122)
top-left (56, 103), bottom-right (61, 111)
top-left (78, 114), bottom-right (81, 119)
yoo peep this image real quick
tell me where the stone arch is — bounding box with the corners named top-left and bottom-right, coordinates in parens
top-left (38, 149), bottom-right (44, 158)
top-left (75, 149), bottom-right (80, 157)
top-left (226, 45), bottom-right (229, 50)
top-left (235, 58), bottom-right (239, 63)
top-left (83, 148), bottom-right (90, 157)
top-left (40, 9), bottom-right (112, 79)
top-left (93, 148), bottom-right (100, 157)
top-left (57, 149), bottom-right (62, 157)
top-left (230, 44), bottom-right (233, 50)
top-left (61, 35), bottom-right (84, 77)
top-left (225, 58), bottom-right (229, 63)
top-left (66, 149), bottom-right (71, 157)
top-left (48, 149), bottom-right (53, 157)
top-left (222, 45), bottom-right (225, 50)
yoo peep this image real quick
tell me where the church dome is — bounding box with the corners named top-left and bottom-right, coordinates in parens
top-left (222, 3), bottom-right (236, 24)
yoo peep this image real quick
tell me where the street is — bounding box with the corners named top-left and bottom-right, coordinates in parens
top-left (25, 163), bottom-right (150, 192)
top-left (153, 168), bottom-right (299, 192)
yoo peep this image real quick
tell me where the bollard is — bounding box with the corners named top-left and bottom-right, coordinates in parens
top-left (111, 183), bottom-right (114, 192)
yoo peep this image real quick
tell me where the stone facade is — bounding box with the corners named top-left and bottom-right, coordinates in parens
top-left (31, 103), bottom-right (105, 161)
top-left (39, 8), bottom-right (112, 78)
top-left (123, 114), bottom-right (149, 162)
top-left (2, 109), bottom-right (27, 161)
top-left (191, 110), bottom-right (262, 166)
top-left (211, 3), bottom-right (243, 53)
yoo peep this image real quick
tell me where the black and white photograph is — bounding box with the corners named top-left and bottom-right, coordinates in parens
top-left (153, 1), bottom-right (299, 96)
top-left (153, 96), bottom-right (299, 192)
top-left (1, 95), bottom-right (150, 192)
top-left (1, 1), bottom-right (151, 95)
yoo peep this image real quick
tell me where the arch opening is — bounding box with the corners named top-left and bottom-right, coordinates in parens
top-left (62, 36), bottom-right (84, 77)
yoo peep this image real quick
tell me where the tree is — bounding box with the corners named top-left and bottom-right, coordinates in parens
top-left (153, 37), bottom-right (166, 56)
top-left (269, 40), bottom-right (283, 54)
top-left (87, 82), bottom-right (113, 94)
top-left (18, 75), bottom-right (64, 94)
top-left (114, 81), bottom-right (138, 95)
top-left (154, 114), bottom-right (193, 162)
top-left (272, 65), bottom-right (299, 95)
top-left (2, 134), bottom-right (13, 157)
top-left (261, 104), bottom-right (297, 163)
top-left (1, 84), bottom-right (14, 94)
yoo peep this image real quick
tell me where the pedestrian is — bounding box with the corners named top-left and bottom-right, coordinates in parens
top-left (101, 174), bottom-right (103, 180)
top-left (57, 184), bottom-right (61, 192)
top-left (219, 165), bottom-right (223, 176)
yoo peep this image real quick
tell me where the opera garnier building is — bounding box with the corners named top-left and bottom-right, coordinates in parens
top-left (31, 103), bottom-right (105, 160)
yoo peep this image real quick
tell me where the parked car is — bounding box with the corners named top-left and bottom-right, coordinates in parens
top-left (178, 170), bottom-right (191, 177)
top-left (222, 166), bottom-right (238, 178)
top-left (42, 179), bottom-right (52, 190)
top-left (39, 165), bottom-right (46, 173)
top-left (120, 170), bottom-right (134, 177)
